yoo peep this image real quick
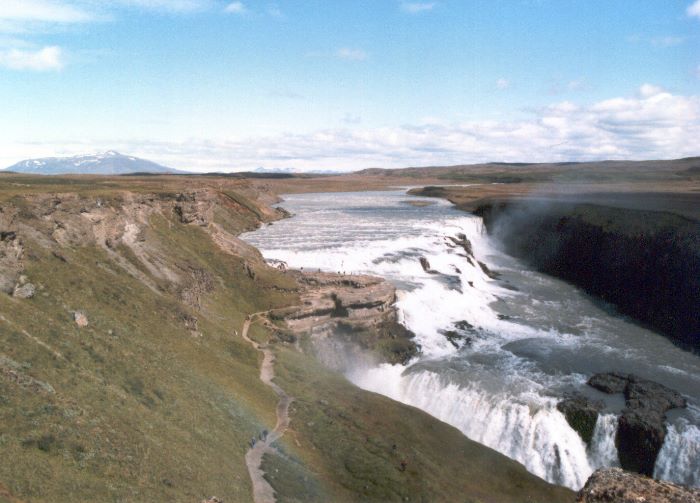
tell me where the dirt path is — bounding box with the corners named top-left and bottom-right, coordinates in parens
top-left (240, 312), bottom-right (293, 503)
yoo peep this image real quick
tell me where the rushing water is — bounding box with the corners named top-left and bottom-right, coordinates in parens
top-left (242, 190), bottom-right (700, 490)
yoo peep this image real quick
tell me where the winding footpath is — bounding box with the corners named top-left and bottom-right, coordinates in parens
top-left (240, 312), bottom-right (293, 503)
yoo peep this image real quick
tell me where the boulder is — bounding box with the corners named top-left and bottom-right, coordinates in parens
top-left (588, 372), bottom-right (628, 394)
top-left (557, 395), bottom-right (603, 445)
top-left (577, 468), bottom-right (700, 503)
top-left (625, 376), bottom-right (686, 412)
top-left (616, 409), bottom-right (666, 477)
top-left (13, 282), bottom-right (35, 299)
top-left (73, 311), bottom-right (89, 327)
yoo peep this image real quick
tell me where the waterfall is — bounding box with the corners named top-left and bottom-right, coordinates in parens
top-left (349, 366), bottom-right (623, 490)
top-left (654, 419), bottom-right (700, 487)
top-left (587, 414), bottom-right (619, 469)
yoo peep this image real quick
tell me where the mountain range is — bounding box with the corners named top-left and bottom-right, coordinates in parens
top-left (4, 151), bottom-right (181, 175)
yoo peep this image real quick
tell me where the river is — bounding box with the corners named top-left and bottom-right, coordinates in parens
top-left (241, 189), bottom-right (700, 491)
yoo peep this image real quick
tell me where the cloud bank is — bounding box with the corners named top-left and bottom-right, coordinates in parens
top-left (5, 84), bottom-right (696, 172)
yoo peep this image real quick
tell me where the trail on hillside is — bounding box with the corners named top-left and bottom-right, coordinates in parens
top-left (240, 312), bottom-right (293, 503)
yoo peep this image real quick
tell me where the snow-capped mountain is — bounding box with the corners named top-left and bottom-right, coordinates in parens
top-left (5, 151), bottom-right (181, 175)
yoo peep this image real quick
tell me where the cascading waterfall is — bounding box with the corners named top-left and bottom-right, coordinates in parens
top-left (588, 414), bottom-right (619, 470)
top-left (349, 366), bottom-right (605, 489)
top-left (242, 190), bottom-right (700, 491)
top-left (654, 416), bottom-right (700, 487)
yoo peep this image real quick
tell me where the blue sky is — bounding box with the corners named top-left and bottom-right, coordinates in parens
top-left (0, 0), bottom-right (699, 171)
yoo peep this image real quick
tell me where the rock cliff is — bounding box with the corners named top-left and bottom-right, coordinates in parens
top-left (474, 199), bottom-right (700, 351)
top-left (269, 271), bottom-right (418, 367)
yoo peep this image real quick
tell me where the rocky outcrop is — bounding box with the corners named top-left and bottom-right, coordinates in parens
top-left (438, 320), bottom-right (478, 349)
top-left (12, 275), bottom-right (35, 299)
top-left (557, 395), bottom-right (604, 445)
top-left (0, 210), bottom-right (23, 294)
top-left (271, 271), bottom-right (418, 366)
top-left (0, 188), bottom-right (282, 298)
top-left (577, 468), bottom-right (700, 503)
top-left (587, 373), bottom-right (687, 476)
top-left (419, 256), bottom-right (436, 273)
top-left (448, 233), bottom-right (474, 256)
top-left (474, 200), bottom-right (700, 350)
top-left (588, 373), bottom-right (628, 394)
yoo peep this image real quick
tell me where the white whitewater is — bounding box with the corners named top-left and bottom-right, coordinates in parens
top-left (242, 190), bottom-right (700, 490)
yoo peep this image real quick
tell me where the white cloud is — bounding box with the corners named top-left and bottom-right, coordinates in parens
top-left (496, 78), bottom-right (510, 90)
top-left (0, 45), bottom-right (63, 71)
top-left (637, 83), bottom-right (665, 98)
top-left (400, 2), bottom-right (436, 13)
top-left (224, 1), bottom-right (246, 14)
top-left (336, 48), bottom-right (367, 61)
top-left (688, 0), bottom-right (700, 19)
top-left (0, 0), bottom-right (94, 33)
top-left (0, 0), bottom-right (92, 23)
top-left (4, 85), bottom-right (698, 171)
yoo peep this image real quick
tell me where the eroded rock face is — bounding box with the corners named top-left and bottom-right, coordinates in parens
top-left (475, 200), bottom-right (700, 350)
top-left (577, 468), bottom-right (700, 503)
top-left (587, 373), bottom-right (687, 477)
top-left (272, 271), bottom-right (418, 366)
top-left (0, 225), bottom-right (23, 295)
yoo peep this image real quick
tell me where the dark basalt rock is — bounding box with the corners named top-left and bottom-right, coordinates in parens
top-left (557, 395), bottom-right (603, 445)
top-left (438, 330), bottom-right (463, 349)
top-left (454, 320), bottom-right (474, 331)
top-left (587, 372), bottom-right (687, 477)
top-left (588, 372), bottom-right (628, 394)
top-left (477, 260), bottom-right (500, 279)
top-left (419, 256), bottom-right (437, 274)
top-left (448, 233), bottom-right (474, 256)
top-left (624, 377), bottom-right (686, 412)
top-left (616, 410), bottom-right (666, 477)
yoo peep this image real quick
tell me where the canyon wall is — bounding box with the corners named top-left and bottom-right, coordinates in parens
top-left (474, 200), bottom-right (700, 351)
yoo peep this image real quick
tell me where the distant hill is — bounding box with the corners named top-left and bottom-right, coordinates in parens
top-left (5, 151), bottom-right (181, 175)
top-left (354, 157), bottom-right (700, 184)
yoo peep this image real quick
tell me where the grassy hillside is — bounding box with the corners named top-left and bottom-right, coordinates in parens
top-left (0, 174), bottom-right (573, 502)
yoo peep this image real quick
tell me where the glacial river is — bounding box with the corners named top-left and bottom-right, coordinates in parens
top-left (241, 190), bottom-right (700, 490)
